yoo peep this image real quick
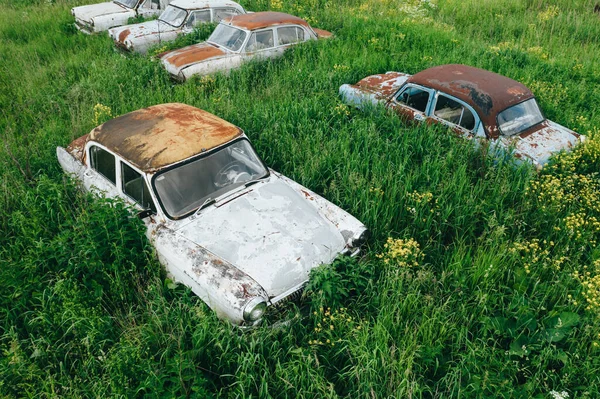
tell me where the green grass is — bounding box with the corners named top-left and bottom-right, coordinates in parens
top-left (2, 0), bottom-right (600, 397)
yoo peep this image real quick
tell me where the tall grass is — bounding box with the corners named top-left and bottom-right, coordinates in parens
top-left (1, 0), bottom-right (600, 397)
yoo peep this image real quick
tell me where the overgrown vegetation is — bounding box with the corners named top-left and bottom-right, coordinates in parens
top-left (2, 0), bottom-right (600, 396)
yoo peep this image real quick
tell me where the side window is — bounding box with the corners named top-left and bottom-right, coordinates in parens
top-left (246, 30), bottom-right (274, 52)
top-left (396, 86), bottom-right (430, 113)
top-left (187, 10), bottom-right (210, 27)
top-left (277, 26), bottom-right (305, 45)
top-left (90, 146), bottom-right (116, 185)
top-left (213, 8), bottom-right (240, 22)
top-left (141, 0), bottom-right (160, 9)
top-left (434, 94), bottom-right (476, 131)
top-left (121, 162), bottom-right (156, 212)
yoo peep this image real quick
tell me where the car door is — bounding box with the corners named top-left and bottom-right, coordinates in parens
top-left (387, 84), bottom-right (434, 123)
top-left (429, 92), bottom-right (483, 140)
top-left (211, 7), bottom-right (243, 23)
top-left (243, 28), bottom-right (279, 61)
top-left (275, 25), bottom-right (308, 50)
top-left (182, 9), bottom-right (211, 33)
top-left (137, 0), bottom-right (163, 18)
top-left (83, 144), bottom-right (120, 196)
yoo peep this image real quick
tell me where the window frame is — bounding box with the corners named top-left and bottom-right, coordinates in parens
top-left (211, 7), bottom-right (242, 22)
top-left (393, 83), bottom-right (435, 114)
top-left (244, 28), bottom-right (276, 52)
top-left (431, 92), bottom-right (481, 133)
top-left (275, 25), bottom-right (308, 47)
top-left (120, 160), bottom-right (157, 212)
top-left (88, 144), bottom-right (117, 186)
top-left (184, 8), bottom-right (210, 28)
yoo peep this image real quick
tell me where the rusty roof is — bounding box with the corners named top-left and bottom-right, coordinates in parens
top-left (407, 64), bottom-right (535, 137)
top-left (225, 11), bottom-right (309, 30)
top-left (89, 103), bottom-right (242, 172)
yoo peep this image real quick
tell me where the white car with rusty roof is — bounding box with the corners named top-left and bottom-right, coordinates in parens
top-left (56, 103), bottom-right (367, 325)
top-left (108, 0), bottom-right (246, 54)
top-left (340, 64), bottom-right (585, 169)
top-left (72, 0), bottom-right (172, 34)
top-left (159, 11), bottom-right (332, 81)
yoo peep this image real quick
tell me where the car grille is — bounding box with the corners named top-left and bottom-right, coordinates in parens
top-left (271, 285), bottom-right (305, 309)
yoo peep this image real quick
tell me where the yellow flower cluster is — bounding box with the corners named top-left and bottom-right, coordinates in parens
top-left (369, 186), bottom-right (384, 197)
top-left (308, 307), bottom-right (364, 347)
top-left (333, 64), bottom-right (350, 73)
top-left (488, 41), bottom-right (516, 56)
top-left (270, 0), bottom-right (283, 11)
top-left (564, 213), bottom-right (600, 245)
top-left (406, 190), bottom-right (437, 215)
top-left (526, 46), bottom-right (549, 60)
top-left (377, 237), bottom-right (424, 268)
top-left (573, 260), bottom-right (600, 313)
top-left (92, 103), bottom-right (112, 125)
top-left (150, 45), bottom-right (167, 57)
top-left (198, 74), bottom-right (216, 90)
top-left (334, 103), bottom-right (350, 117)
top-left (538, 5), bottom-right (560, 22)
top-left (510, 239), bottom-right (559, 274)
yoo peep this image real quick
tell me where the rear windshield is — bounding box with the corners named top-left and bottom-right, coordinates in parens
top-left (497, 98), bottom-right (545, 136)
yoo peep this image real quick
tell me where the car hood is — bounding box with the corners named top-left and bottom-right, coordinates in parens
top-left (160, 42), bottom-right (227, 73)
top-left (73, 1), bottom-right (129, 22)
top-left (110, 20), bottom-right (177, 42)
top-left (173, 178), bottom-right (346, 298)
top-left (510, 120), bottom-right (582, 166)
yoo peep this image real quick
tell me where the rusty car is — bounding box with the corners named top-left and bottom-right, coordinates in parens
top-left (56, 103), bottom-right (367, 325)
top-left (108, 0), bottom-right (246, 54)
top-left (339, 64), bottom-right (585, 169)
top-left (159, 11), bottom-right (332, 81)
top-left (71, 0), bottom-right (172, 34)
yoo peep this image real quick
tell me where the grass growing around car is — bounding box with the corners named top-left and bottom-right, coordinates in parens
top-left (2, 0), bottom-right (600, 396)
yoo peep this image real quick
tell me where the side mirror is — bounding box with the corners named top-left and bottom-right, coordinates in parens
top-left (137, 208), bottom-right (154, 219)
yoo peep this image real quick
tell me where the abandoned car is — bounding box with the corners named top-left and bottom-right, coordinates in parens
top-left (339, 64), bottom-right (585, 168)
top-left (159, 11), bottom-right (332, 81)
top-left (72, 0), bottom-right (172, 34)
top-left (108, 0), bottom-right (247, 54)
top-left (56, 103), bottom-right (367, 325)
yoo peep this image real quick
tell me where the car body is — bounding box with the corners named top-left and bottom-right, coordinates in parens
top-left (72, 0), bottom-right (172, 34)
top-left (108, 0), bottom-right (246, 54)
top-left (159, 11), bottom-right (332, 81)
top-left (56, 103), bottom-right (367, 325)
top-left (339, 64), bottom-right (585, 169)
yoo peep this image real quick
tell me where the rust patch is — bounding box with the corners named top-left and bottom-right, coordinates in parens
top-left (300, 189), bottom-right (314, 200)
top-left (118, 28), bottom-right (130, 42)
top-left (358, 72), bottom-right (408, 98)
top-left (67, 133), bottom-right (90, 163)
top-left (407, 64), bottom-right (535, 138)
top-left (312, 28), bottom-right (332, 39)
top-left (161, 43), bottom-right (225, 69)
top-left (226, 11), bottom-right (310, 30)
top-left (86, 103), bottom-right (243, 172)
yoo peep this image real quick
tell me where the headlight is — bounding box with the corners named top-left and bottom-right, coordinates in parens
top-left (243, 297), bottom-right (267, 322)
top-left (350, 229), bottom-right (369, 247)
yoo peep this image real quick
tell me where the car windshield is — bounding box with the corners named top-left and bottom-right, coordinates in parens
top-left (207, 24), bottom-right (247, 51)
top-left (159, 5), bottom-right (187, 27)
top-left (153, 139), bottom-right (268, 219)
top-left (497, 98), bottom-right (545, 136)
top-left (114, 0), bottom-right (138, 9)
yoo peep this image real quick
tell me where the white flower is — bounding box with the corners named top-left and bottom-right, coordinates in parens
top-left (549, 390), bottom-right (569, 399)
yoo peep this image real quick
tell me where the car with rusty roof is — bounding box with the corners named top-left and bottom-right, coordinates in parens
top-left (108, 0), bottom-right (246, 54)
top-left (72, 0), bottom-right (172, 34)
top-left (56, 103), bottom-right (367, 325)
top-left (340, 64), bottom-right (585, 169)
top-left (159, 11), bottom-right (332, 81)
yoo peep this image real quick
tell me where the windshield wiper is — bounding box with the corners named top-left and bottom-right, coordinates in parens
top-left (244, 175), bottom-right (268, 188)
top-left (192, 197), bottom-right (215, 217)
